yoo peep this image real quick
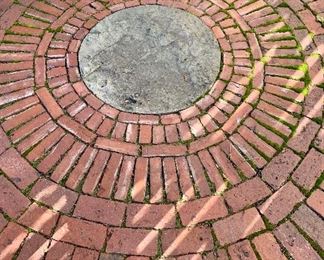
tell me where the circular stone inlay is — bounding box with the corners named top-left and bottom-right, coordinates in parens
top-left (79, 5), bottom-right (221, 114)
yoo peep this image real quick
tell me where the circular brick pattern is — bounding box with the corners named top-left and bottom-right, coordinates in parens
top-left (79, 5), bottom-right (221, 114)
top-left (0, 0), bottom-right (323, 258)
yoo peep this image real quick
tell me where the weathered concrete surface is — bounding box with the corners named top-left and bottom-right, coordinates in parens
top-left (79, 5), bottom-right (221, 114)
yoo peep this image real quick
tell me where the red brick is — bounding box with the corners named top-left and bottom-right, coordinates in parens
top-left (213, 208), bottom-right (265, 246)
top-left (307, 189), bottom-right (324, 217)
top-left (58, 115), bottom-right (96, 143)
top-left (239, 125), bottom-right (277, 158)
top-left (142, 144), bottom-right (187, 157)
top-left (51, 7), bottom-right (76, 29)
top-left (139, 114), bottom-right (159, 124)
top-left (0, 223), bottom-right (28, 259)
top-left (0, 175), bottom-right (30, 218)
top-left (118, 112), bottom-right (138, 123)
top-left (291, 204), bottom-right (324, 248)
top-left (139, 124), bottom-right (152, 144)
top-left (200, 114), bottom-right (218, 132)
top-left (165, 124), bottom-right (179, 143)
top-left (47, 66), bottom-right (67, 79)
top-left (274, 222), bottom-right (321, 260)
top-left (257, 100), bottom-right (298, 126)
top-left (114, 156), bottom-right (135, 201)
top-left (37, 134), bottom-right (75, 173)
top-left (303, 86), bottom-right (323, 119)
top-left (46, 241), bottom-right (74, 260)
top-left (163, 157), bottom-right (180, 201)
top-left (262, 149), bottom-right (300, 189)
top-left (74, 195), bottom-right (126, 226)
top-left (19, 203), bottom-right (59, 236)
top-left (152, 125), bottom-right (165, 144)
top-left (187, 154), bottom-right (211, 197)
top-left (180, 105), bottom-right (200, 121)
top-left (17, 121), bottom-right (57, 153)
top-left (149, 157), bottom-right (164, 203)
top-left (188, 130), bottom-right (226, 153)
top-left (161, 114), bottom-right (181, 125)
top-left (252, 61), bottom-right (264, 90)
top-left (107, 228), bottom-right (158, 256)
top-left (225, 177), bottom-right (271, 212)
top-left (97, 118), bottom-right (115, 136)
top-left (314, 128), bottom-right (324, 151)
top-left (209, 145), bottom-right (241, 185)
top-left (177, 254), bottom-right (202, 260)
top-left (173, 156), bottom-right (195, 201)
top-left (126, 203), bottom-right (176, 229)
top-left (288, 117), bottom-right (320, 153)
top-left (0, 78), bottom-right (33, 97)
top-left (230, 133), bottom-right (267, 168)
top-left (53, 216), bottom-right (106, 250)
top-left (204, 249), bottom-right (228, 260)
top-left (253, 233), bottom-right (287, 260)
top-left (73, 81), bottom-right (90, 97)
top-left (51, 141), bottom-right (85, 182)
top-left (82, 150), bottom-right (110, 194)
top-left (0, 214), bottom-right (7, 232)
top-left (198, 149), bottom-right (225, 190)
top-left (95, 137), bottom-right (139, 156)
top-left (251, 109), bottom-right (291, 137)
top-left (36, 87), bottom-right (64, 119)
top-left (85, 94), bottom-right (104, 110)
top-left (177, 122), bottom-right (192, 141)
top-left (222, 102), bottom-right (252, 134)
top-left (0, 4), bottom-right (26, 30)
top-left (259, 182), bottom-right (304, 224)
top-left (37, 31), bottom-right (53, 56)
top-left (219, 140), bottom-right (256, 178)
top-left (97, 153), bottom-right (123, 198)
top-left (2, 104), bottom-right (44, 131)
top-left (11, 113), bottom-right (51, 143)
top-left (292, 149), bottom-right (324, 190)
top-left (265, 84), bottom-right (303, 103)
top-left (177, 196), bottom-right (227, 225)
top-left (0, 61), bottom-right (33, 72)
top-left (298, 9), bottom-right (324, 35)
top-left (188, 118), bottom-right (206, 137)
top-left (265, 76), bottom-right (305, 90)
top-left (0, 88), bottom-right (34, 110)
top-left (26, 127), bottom-right (64, 161)
top-left (32, 1), bottom-right (63, 16)
top-left (111, 122), bottom-right (127, 140)
top-left (162, 226), bottom-right (213, 256)
top-left (73, 247), bottom-right (99, 260)
top-left (75, 106), bottom-right (94, 124)
top-left (59, 92), bottom-right (79, 108)
top-left (48, 75), bottom-right (68, 88)
top-left (131, 157), bottom-right (148, 202)
top-left (30, 179), bottom-right (78, 214)
top-left (216, 99), bottom-right (234, 114)
top-left (247, 32), bottom-right (262, 59)
top-left (17, 233), bottom-right (49, 260)
top-left (0, 148), bottom-right (38, 188)
top-left (244, 117), bottom-right (284, 146)
top-left (228, 240), bottom-right (257, 260)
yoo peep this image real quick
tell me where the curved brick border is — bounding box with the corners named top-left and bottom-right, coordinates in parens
top-left (0, 0), bottom-right (323, 258)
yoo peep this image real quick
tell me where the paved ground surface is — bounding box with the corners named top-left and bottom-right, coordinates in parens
top-left (0, 0), bottom-right (323, 259)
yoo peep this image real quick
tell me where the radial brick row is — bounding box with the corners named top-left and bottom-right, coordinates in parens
top-left (0, 0), bottom-right (323, 258)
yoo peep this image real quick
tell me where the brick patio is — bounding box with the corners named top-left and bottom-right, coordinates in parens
top-left (0, 0), bottom-right (323, 259)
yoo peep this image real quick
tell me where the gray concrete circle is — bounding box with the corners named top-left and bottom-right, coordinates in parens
top-left (79, 5), bottom-right (221, 114)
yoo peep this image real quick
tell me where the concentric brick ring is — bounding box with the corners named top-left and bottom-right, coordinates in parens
top-left (0, 0), bottom-right (323, 258)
